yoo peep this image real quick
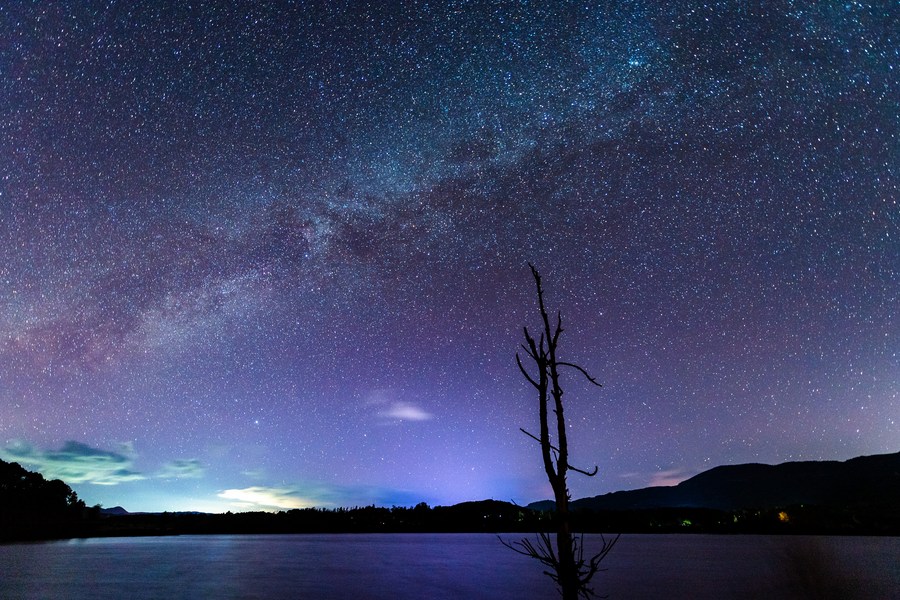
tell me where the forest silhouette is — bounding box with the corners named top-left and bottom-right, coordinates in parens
top-left (2, 454), bottom-right (898, 543)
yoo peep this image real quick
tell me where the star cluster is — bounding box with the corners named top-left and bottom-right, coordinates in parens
top-left (1, 1), bottom-right (896, 511)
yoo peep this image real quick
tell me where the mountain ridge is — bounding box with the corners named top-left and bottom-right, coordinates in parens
top-left (528, 451), bottom-right (900, 512)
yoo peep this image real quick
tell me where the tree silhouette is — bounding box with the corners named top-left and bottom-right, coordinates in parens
top-left (502, 264), bottom-right (619, 600)
top-left (0, 459), bottom-right (85, 515)
top-left (0, 458), bottom-right (88, 541)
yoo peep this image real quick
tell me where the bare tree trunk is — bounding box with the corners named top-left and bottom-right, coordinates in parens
top-left (558, 526), bottom-right (578, 600)
top-left (503, 264), bottom-right (618, 600)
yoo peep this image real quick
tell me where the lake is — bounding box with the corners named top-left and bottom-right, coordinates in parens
top-left (2, 533), bottom-right (897, 599)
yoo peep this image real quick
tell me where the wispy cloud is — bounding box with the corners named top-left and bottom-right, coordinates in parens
top-left (618, 467), bottom-right (694, 488)
top-left (648, 468), bottom-right (691, 487)
top-left (365, 389), bottom-right (433, 422)
top-left (218, 486), bottom-right (322, 511)
top-left (381, 401), bottom-right (433, 421)
top-left (2, 441), bottom-right (145, 486)
top-left (157, 458), bottom-right (205, 479)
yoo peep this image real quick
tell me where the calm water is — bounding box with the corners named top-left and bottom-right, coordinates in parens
top-left (1, 533), bottom-right (897, 599)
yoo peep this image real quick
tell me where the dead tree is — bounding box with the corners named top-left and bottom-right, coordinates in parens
top-left (502, 264), bottom-right (619, 600)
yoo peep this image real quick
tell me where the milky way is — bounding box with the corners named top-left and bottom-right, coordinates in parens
top-left (1, 1), bottom-right (896, 511)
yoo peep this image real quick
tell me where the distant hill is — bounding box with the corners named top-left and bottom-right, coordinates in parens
top-left (99, 506), bottom-right (130, 516)
top-left (529, 451), bottom-right (900, 512)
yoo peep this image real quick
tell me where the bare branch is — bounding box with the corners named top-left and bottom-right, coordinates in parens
top-left (577, 533), bottom-right (620, 597)
top-left (522, 428), bottom-right (592, 477)
top-left (499, 533), bottom-right (560, 577)
top-left (567, 463), bottom-right (599, 477)
top-left (519, 427), bottom-right (544, 446)
top-left (522, 326), bottom-right (537, 348)
top-left (552, 311), bottom-right (563, 347)
top-left (516, 354), bottom-right (541, 389)
top-left (556, 362), bottom-right (602, 387)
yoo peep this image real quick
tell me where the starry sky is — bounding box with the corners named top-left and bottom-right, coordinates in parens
top-left (1, 1), bottom-right (896, 513)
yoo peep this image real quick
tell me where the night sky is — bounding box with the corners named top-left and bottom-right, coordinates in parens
top-left (1, 1), bottom-right (896, 513)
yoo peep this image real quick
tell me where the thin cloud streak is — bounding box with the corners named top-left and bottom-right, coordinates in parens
top-left (157, 458), bottom-right (205, 479)
top-left (2, 441), bottom-right (145, 486)
top-left (648, 468), bottom-right (692, 487)
top-left (382, 401), bottom-right (433, 421)
top-left (218, 486), bottom-right (323, 511)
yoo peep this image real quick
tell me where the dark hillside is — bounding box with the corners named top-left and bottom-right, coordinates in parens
top-left (529, 451), bottom-right (900, 512)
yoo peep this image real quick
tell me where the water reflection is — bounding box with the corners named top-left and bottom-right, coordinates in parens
top-left (1, 534), bottom-right (897, 599)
